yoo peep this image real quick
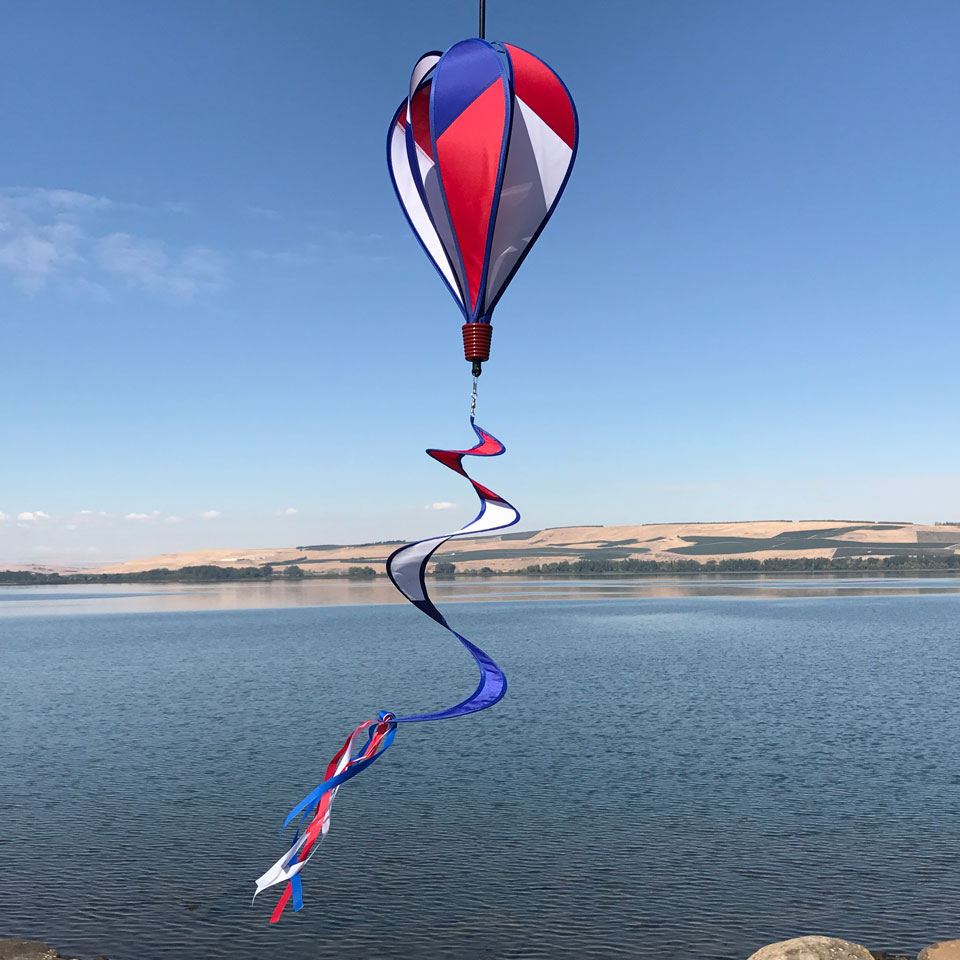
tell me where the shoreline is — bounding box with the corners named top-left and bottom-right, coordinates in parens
top-left (0, 934), bottom-right (931, 960)
top-left (3, 568), bottom-right (960, 587)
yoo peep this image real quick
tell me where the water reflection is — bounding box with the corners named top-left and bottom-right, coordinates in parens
top-left (2, 573), bottom-right (959, 617)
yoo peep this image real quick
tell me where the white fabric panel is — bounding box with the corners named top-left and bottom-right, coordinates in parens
top-left (390, 121), bottom-right (463, 306)
top-left (483, 96), bottom-right (573, 313)
top-left (420, 158), bottom-right (468, 303)
top-left (407, 54), bottom-right (440, 118)
top-left (457, 500), bottom-right (518, 536)
top-left (253, 834), bottom-right (309, 899)
top-left (398, 63), bottom-right (467, 306)
top-left (404, 68), bottom-right (468, 306)
top-left (390, 498), bottom-right (519, 605)
top-left (518, 96), bottom-right (573, 208)
top-left (391, 535), bottom-right (449, 604)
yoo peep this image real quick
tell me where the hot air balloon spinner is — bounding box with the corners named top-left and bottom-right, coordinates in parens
top-left (255, 12), bottom-right (577, 922)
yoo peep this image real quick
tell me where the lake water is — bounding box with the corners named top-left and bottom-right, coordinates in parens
top-left (2, 577), bottom-right (960, 959)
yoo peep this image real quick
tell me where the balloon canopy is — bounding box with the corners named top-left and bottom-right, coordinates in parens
top-left (388, 38), bottom-right (578, 373)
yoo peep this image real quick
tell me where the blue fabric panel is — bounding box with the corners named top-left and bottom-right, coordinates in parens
top-left (432, 39), bottom-right (502, 138)
top-left (290, 874), bottom-right (304, 912)
top-left (394, 627), bottom-right (507, 722)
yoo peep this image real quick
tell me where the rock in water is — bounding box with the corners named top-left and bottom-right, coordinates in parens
top-left (0, 942), bottom-right (62, 960)
top-left (920, 942), bottom-right (960, 960)
top-left (0, 940), bottom-right (99, 960)
top-left (747, 936), bottom-right (874, 960)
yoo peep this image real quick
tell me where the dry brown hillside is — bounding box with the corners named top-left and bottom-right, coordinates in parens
top-left (87, 520), bottom-right (960, 576)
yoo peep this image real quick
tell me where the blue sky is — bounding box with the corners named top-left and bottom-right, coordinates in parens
top-left (1, 0), bottom-right (958, 565)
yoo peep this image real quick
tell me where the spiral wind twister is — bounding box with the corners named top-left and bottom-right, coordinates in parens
top-left (255, 421), bottom-right (519, 921)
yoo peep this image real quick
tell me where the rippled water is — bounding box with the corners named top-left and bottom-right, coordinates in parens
top-left (2, 580), bottom-right (960, 959)
top-left (3, 572), bottom-right (960, 618)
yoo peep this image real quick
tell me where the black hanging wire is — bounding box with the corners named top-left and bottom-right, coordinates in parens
top-left (479, 0), bottom-right (485, 38)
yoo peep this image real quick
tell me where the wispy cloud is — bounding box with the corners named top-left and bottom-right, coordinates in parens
top-left (123, 511), bottom-right (186, 525)
top-left (276, 507), bottom-right (299, 516)
top-left (7, 507), bottom-right (215, 529)
top-left (0, 219), bottom-right (84, 293)
top-left (425, 502), bottom-right (458, 511)
top-left (321, 227), bottom-right (384, 243)
top-left (243, 204), bottom-right (283, 221)
top-left (250, 243), bottom-right (323, 266)
top-left (0, 186), bottom-right (227, 298)
top-left (251, 225), bottom-right (393, 269)
top-left (96, 233), bottom-right (226, 297)
top-left (3, 187), bottom-right (113, 212)
top-left (159, 201), bottom-right (192, 215)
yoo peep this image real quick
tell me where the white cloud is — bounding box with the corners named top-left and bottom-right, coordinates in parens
top-left (425, 502), bottom-right (458, 511)
top-left (0, 511), bottom-right (7, 521)
top-left (0, 220), bottom-right (84, 292)
top-left (243, 204), bottom-right (283, 221)
top-left (250, 243), bottom-right (322, 266)
top-left (1, 187), bottom-right (113, 213)
top-left (277, 507), bottom-right (299, 516)
top-left (0, 188), bottom-right (105, 292)
top-left (200, 509), bottom-right (221, 520)
top-left (74, 510), bottom-right (110, 523)
top-left (252, 225), bottom-right (391, 270)
top-left (16, 511), bottom-right (50, 521)
top-left (124, 510), bottom-right (174, 523)
top-left (164, 515), bottom-right (183, 524)
top-left (323, 227), bottom-right (383, 243)
top-left (96, 233), bottom-right (226, 297)
top-left (0, 186), bottom-right (227, 297)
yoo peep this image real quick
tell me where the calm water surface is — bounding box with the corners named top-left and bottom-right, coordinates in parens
top-left (2, 578), bottom-right (959, 959)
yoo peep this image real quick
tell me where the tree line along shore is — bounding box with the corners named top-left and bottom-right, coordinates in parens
top-left (3, 552), bottom-right (960, 585)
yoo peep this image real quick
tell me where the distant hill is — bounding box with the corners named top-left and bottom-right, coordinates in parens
top-left (87, 520), bottom-right (960, 576)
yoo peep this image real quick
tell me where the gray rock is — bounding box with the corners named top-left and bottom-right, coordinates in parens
top-left (747, 936), bottom-right (874, 960)
top-left (0, 940), bottom-right (101, 960)
top-left (0, 941), bottom-right (61, 960)
top-left (920, 942), bottom-right (960, 960)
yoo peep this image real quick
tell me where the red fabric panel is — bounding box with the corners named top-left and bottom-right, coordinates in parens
top-left (270, 884), bottom-right (292, 923)
top-left (435, 80), bottom-right (506, 311)
top-left (410, 82), bottom-right (433, 157)
top-left (505, 44), bottom-right (575, 149)
top-left (472, 481), bottom-right (499, 501)
top-left (428, 448), bottom-right (468, 477)
top-left (359, 721), bottom-right (391, 760)
top-left (430, 431), bottom-right (500, 458)
top-left (472, 428), bottom-right (502, 454)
